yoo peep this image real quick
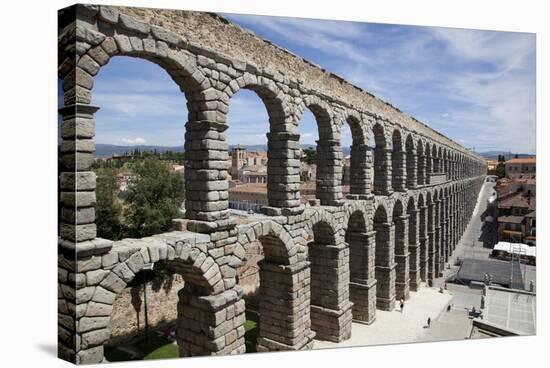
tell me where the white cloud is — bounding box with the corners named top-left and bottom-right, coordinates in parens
top-left (118, 137), bottom-right (147, 145)
top-left (299, 132), bottom-right (317, 145)
top-left (229, 15), bottom-right (536, 153)
top-left (94, 92), bottom-right (187, 119)
top-left (227, 14), bottom-right (375, 67)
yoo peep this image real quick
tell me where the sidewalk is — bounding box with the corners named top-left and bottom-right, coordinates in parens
top-left (313, 287), bottom-right (453, 349)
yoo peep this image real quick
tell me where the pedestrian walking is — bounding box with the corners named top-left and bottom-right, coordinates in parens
top-left (427, 317), bottom-right (431, 328)
top-left (399, 298), bottom-right (404, 313)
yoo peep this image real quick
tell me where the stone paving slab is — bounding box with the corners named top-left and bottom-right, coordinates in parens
top-left (313, 287), bottom-right (453, 349)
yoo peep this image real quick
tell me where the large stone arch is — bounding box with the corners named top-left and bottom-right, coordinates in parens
top-left (70, 234), bottom-right (239, 363)
top-left (392, 198), bottom-right (409, 300)
top-left (416, 191), bottom-right (428, 283)
top-left (235, 220), bottom-right (299, 265)
top-left (225, 75), bottom-right (298, 210)
top-left (432, 187), bottom-right (443, 277)
top-left (372, 121), bottom-right (392, 195)
top-left (425, 141), bottom-right (433, 179)
top-left (235, 221), bottom-right (313, 351)
top-left (425, 189), bottom-right (436, 284)
top-left (372, 202), bottom-right (395, 310)
top-left (416, 138), bottom-right (426, 186)
top-left (305, 207), bottom-right (343, 242)
top-left (406, 195), bottom-right (420, 291)
top-left (392, 129), bottom-right (407, 192)
top-left (405, 134), bottom-right (417, 189)
top-left (308, 219), bottom-right (353, 342)
top-left (297, 95), bottom-right (344, 206)
top-left (437, 146), bottom-right (443, 173)
top-left (59, 16), bottom-right (213, 244)
top-left (340, 110), bottom-right (371, 197)
top-left (345, 206), bottom-right (376, 324)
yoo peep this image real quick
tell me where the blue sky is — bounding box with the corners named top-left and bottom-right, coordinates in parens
top-left (87, 13), bottom-right (536, 153)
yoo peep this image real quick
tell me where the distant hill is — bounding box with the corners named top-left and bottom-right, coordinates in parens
top-left (476, 151), bottom-right (535, 160)
top-left (94, 143), bottom-right (349, 158)
top-left (95, 144), bottom-right (184, 158)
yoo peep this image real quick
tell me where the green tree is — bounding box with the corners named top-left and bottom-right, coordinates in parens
top-left (301, 147), bottom-right (317, 165)
top-left (495, 162), bottom-right (506, 178)
top-left (125, 157), bottom-right (185, 238)
top-left (95, 168), bottom-right (123, 240)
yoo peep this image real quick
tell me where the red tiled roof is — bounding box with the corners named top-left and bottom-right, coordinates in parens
top-left (505, 157), bottom-right (536, 164)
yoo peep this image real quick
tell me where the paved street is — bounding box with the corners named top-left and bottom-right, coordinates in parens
top-left (313, 288), bottom-right (454, 349)
top-left (449, 179), bottom-right (496, 265)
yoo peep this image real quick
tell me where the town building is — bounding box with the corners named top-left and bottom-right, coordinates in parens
top-left (230, 145), bottom-right (268, 184)
top-left (115, 171), bottom-right (134, 191)
top-left (495, 177), bottom-right (536, 245)
top-left (300, 162), bottom-right (316, 182)
top-left (505, 157), bottom-right (536, 179)
top-left (228, 183), bottom-right (268, 212)
top-left (486, 159), bottom-right (498, 175)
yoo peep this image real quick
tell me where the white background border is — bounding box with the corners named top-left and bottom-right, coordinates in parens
top-left (0, 1), bottom-right (545, 367)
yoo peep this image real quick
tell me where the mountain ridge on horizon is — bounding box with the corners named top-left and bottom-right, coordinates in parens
top-left (92, 143), bottom-right (534, 160)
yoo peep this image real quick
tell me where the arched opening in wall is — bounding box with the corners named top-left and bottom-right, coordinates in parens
top-left (346, 210), bottom-right (375, 323)
top-left (298, 103), bottom-right (338, 205)
top-left (451, 152), bottom-right (456, 180)
top-left (308, 221), bottom-right (352, 341)
top-left (426, 191), bottom-right (435, 284)
top-left (298, 108), bottom-right (319, 204)
top-left (85, 56), bottom-right (199, 361)
top-left (226, 89), bottom-right (271, 214)
top-left (90, 56), bottom-right (187, 241)
top-left (392, 130), bottom-right (406, 192)
top-left (437, 146), bottom-right (443, 174)
top-left (374, 204), bottom-right (395, 310)
top-left (405, 135), bottom-right (416, 189)
top-left (442, 187), bottom-right (450, 264)
top-left (342, 115), bottom-right (368, 197)
top-left (443, 149), bottom-right (449, 180)
top-left (104, 260), bottom-right (183, 361)
top-left (238, 231), bottom-right (311, 352)
top-left (433, 189), bottom-right (442, 278)
top-left (235, 237), bottom-right (264, 352)
top-left (98, 245), bottom-right (228, 361)
top-left (368, 133), bottom-right (376, 191)
top-left (372, 123), bottom-right (390, 195)
top-left (417, 193), bottom-right (427, 282)
top-left (340, 121), bottom-right (353, 195)
top-left (392, 200), bottom-right (409, 300)
top-left (425, 142), bottom-right (432, 184)
top-left (416, 140), bottom-right (424, 186)
top-left (406, 197), bottom-right (418, 291)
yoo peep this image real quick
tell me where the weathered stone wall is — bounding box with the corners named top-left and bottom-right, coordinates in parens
top-left (236, 240), bottom-right (263, 308)
top-left (108, 275), bottom-right (185, 344)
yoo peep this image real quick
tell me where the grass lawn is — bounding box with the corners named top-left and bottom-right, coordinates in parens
top-left (105, 312), bottom-right (260, 362)
top-left (244, 310), bottom-right (259, 353)
top-left (104, 346), bottom-right (136, 362)
top-left (105, 333), bottom-right (178, 362)
top-left (137, 333), bottom-right (178, 360)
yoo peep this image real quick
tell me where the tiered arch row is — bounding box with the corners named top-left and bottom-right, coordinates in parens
top-left (57, 5), bottom-right (487, 363)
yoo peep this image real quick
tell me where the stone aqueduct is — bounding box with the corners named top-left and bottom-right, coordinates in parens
top-left (58, 5), bottom-right (486, 364)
